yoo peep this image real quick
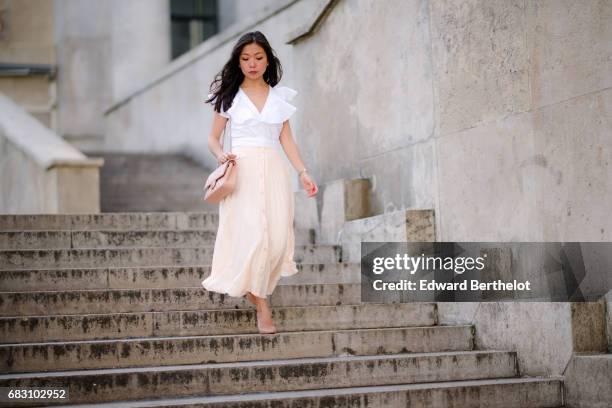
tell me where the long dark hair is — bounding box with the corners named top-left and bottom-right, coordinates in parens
top-left (205, 31), bottom-right (283, 114)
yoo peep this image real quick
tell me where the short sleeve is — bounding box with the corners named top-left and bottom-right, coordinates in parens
top-left (207, 92), bottom-right (230, 118)
top-left (274, 86), bottom-right (298, 102)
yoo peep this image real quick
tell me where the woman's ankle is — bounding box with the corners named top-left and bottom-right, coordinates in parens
top-left (256, 299), bottom-right (271, 312)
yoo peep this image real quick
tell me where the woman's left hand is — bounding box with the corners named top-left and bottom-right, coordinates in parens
top-left (300, 172), bottom-right (318, 197)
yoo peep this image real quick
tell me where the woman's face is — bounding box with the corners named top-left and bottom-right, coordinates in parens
top-left (239, 42), bottom-right (268, 80)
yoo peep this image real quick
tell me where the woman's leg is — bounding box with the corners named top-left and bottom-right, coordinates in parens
top-left (250, 292), bottom-right (276, 332)
top-left (245, 291), bottom-right (257, 306)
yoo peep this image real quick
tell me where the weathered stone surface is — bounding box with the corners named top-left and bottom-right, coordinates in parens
top-left (0, 94), bottom-right (103, 214)
top-left (405, 209), bottom-right (436, 241)
top-left (0, 262), bottom-right (360, 292)
top-left (320, 179), bottom-right (373, 245)
top-left (0, 228), bottom-right (314, 250)
top-left (62, 378), bottom-right (562, 408)
top-left (0, 351), bottom-right (517, 405)
top-left (0, 283), bottom-right (362, 316)
top-left (0, 325), bottom-right (474, 373)
top-left (607, 290), bottom-right (612, 351)
top-left (437, 88), bottom-right (612, 242)
top-left (93, 152), bottom-right (219, 213)
top-left (525, 0), bottom-right (612, 108)
top-left (345, 179), bottom-right (372, 221)
top-left (0, 244), bottom-right (339, 270)
top-left (439, 300), bottom-right (609, 377)
top-left (571, 300), bottom-right (608, 353)
top-left (0, 212), bottom-right (218, 231)
top-left (55, 0), bottom-right (170, 150)
top-left (294, 189), bottom-right (320, 236)
top-left (340, 209), bottom-right (435, 263)
top-left (0, 303), bottom-right (436, 343)
top-left (430, 0), bottom-right (530, 136)
top-left (564, 354), bottom-right (612, 408)
top-left (0, 207), bottom-right (564, 406)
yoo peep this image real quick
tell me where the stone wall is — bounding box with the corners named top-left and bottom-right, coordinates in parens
top-left (0, 93), bottom-right (103, 214)
top-left (0, 0), bottom-right (57, 129)
top-left (104, 0), bottom-right (611, 243)
top-left (54, 0), bottom-right (170, 149)
top-left (0, 0), bottom-right (56, 64)
top-left (291, 0), bottom-right (611, 241)
top-left (218, 0), bottom-right (291, 31)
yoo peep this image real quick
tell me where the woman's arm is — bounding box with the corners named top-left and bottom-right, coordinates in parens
top-left (279, 120), bottom-right (318, 196)
top-left (279, 120), bottom-right (307, 172)
top-left (208, 112), bottom-right (229, 161)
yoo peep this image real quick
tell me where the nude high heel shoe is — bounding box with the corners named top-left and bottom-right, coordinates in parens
top-left (256, 309), bottom-right (277, 334)
top-left (244, 292), bottom-right (276, 334)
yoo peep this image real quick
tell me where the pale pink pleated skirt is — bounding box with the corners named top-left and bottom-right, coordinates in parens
top-left (201, 145), bottom-right (299, 298)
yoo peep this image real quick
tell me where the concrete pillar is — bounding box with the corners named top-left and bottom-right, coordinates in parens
top-left (110, 0), bottom-right (170, 101)
top-left (54, 0), bottom-right (171, 149)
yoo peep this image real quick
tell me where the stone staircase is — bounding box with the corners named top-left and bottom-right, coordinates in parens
top-left (0, 212), bottom-right (564, 407)
top-left (87, 152), bottom-right (218, 213)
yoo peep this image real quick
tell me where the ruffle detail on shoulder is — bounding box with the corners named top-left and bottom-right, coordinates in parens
top-left (259, 86), bottom-right (298, 124)
top-left (274, 86), bottom-right (298, 102)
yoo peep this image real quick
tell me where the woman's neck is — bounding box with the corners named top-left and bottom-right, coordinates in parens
top-left (241, 78), bottom-right (269, 89)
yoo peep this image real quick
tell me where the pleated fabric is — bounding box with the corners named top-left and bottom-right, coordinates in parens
top-left (201, 145), bottom-right (299, 298)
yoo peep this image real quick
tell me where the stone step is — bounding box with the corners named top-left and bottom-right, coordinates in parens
top-left (0, 245), bottom-right (341, 270)
top-left (42, 378), bottom-right (563, 408)
top-left (0, 212), bottom-right (219, 231)
top-left (0, 283), bottom-right (366, 316)
top-left (0, 351), bottom-right (518, 406)
top-left (564, 353), bottom-right (612, 407)
top-left (92, 152), bottom-right (215, 213)
top-left (0, 303), bottom-right (436, 343)
top-left (279, 262), bottom-right (361, 285)
top-left (0, 325), bottom-right (475, 373)
top-left (0, 262), bottom-right (359, 292)
top-left (0, 228), bottom-right (316, 250)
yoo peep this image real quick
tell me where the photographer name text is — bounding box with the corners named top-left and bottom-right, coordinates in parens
top-left (372, 279), bottom-right (531, 291)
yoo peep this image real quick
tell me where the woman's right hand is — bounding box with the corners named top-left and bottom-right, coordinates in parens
top-left (217, 152), bottom-right (237, 165)
top-left (300, 172), bottom-right (318, 197)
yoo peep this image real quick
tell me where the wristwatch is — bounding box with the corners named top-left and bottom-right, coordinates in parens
top-left (298, 168), bottom-right (308, 177)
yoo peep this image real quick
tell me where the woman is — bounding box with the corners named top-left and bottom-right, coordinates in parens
top-left (202, 31), bottom-right (318, 334)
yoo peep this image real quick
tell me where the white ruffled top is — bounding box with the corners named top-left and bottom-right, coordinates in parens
top-left (208, 85), bottom-right (298, 149)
